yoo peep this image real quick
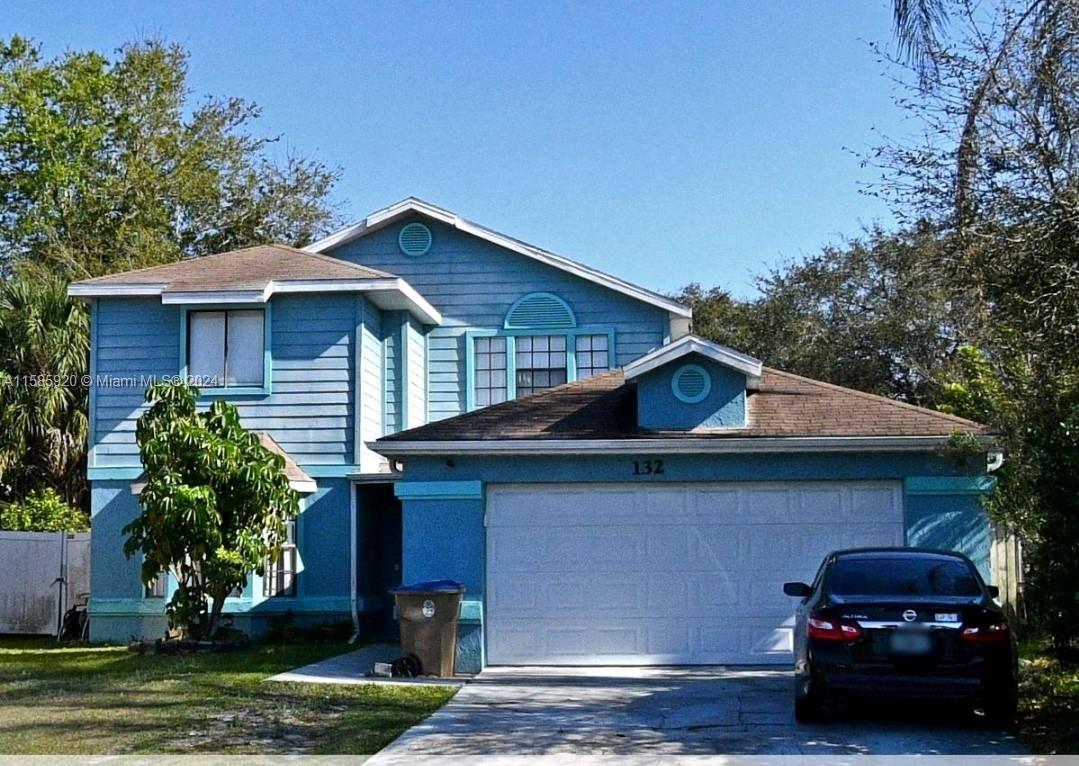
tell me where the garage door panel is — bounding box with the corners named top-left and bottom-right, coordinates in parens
top-left (486, 481), bottom-right (904, 665)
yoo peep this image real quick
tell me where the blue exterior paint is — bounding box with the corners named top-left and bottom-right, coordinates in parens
top-left (400, 494), bottom-right (486, 672)
top-left (83, 206), bottom-right (996, 668)
top-left (328, 217), bottom-right (671, 420)
top-left (637, 355), bottom-right (747, 430)
top-left (92, 293), bottom-right (369, 470)
top-left (390, 450), bottom-right (995, 671)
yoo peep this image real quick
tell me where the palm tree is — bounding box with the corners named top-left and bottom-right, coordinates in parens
top-left (0, 271), bottom-right (89, 509)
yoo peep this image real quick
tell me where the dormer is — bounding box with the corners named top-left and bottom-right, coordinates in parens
top-left (624, 335), bottom-right (762, 431)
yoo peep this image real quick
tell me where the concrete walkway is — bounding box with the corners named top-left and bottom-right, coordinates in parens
top-left (267, 642), bottom-right (464, 687)
top-left (367, 665), bottom-right (1028, 762)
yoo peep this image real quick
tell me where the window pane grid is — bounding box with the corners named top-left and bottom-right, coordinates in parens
top-left (474, 336), bottom-right (507, 407)
top-left (516, 334), bottom-right (568, 397)
top-left (575, 334), bottom-right (611, 379)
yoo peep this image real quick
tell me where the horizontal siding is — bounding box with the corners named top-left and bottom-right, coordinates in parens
top-left (92, 293), bottom-right (367, 469)
top-left (383, 312), bottom-right (399, 435)
top-left (360, 303), bottom-right (383, 472)
top-left (331, 218), bottom-right (670, 419)
top-left (407, 316), bottom-right (427, 429)
top-left (92, 298), bottom-right (180, 467)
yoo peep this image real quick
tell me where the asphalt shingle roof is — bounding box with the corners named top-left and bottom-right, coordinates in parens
top-left (379, 367), bottom-right (987, 443)
top-left (72, 244), bottom-right (394, 292)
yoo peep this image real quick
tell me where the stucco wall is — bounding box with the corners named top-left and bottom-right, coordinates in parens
top-left (636, 356), bottom-right (747, 430)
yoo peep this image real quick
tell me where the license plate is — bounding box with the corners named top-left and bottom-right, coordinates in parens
top-left (890, 629), bottom-right (933, 655)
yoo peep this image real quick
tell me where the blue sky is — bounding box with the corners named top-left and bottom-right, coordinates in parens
top-left (5, 1), bottom-right (910, 297)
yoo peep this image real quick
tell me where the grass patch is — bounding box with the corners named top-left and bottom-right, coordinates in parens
top-left (0, 636), bottom-right (455, 754)
top-left (1019, 648), bottom-right (1079, 754)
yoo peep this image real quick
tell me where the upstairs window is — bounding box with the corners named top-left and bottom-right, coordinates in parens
top-left (515, 335), bottom-right (567, 396)
top-left (187, 309), bottom-right (265, 388)
top-left (467, 293), bottom-right (614, 409)
top-left (474, 337), bottom-right (508, 407)
top-left (575, 334), bottom-right (610, 380)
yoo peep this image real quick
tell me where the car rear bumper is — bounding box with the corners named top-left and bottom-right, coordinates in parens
top-left (818, 669), bottom-right (988, 700)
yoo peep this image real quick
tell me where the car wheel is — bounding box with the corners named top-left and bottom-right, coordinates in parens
top-left (982, 688), bottom-right (1018, 729)
top-left (795, 682), bottom-right (827, 723)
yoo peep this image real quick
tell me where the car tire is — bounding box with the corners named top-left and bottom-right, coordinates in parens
top-left (982, 688), bottom-right (1018, 729)
top-left (795, 683), bottom-right (827, 723)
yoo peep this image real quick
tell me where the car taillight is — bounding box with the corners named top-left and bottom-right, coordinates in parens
top-left (959, 622), bottom-right (1010, 643)
top-left (808, 614), bottom-right (863, 641)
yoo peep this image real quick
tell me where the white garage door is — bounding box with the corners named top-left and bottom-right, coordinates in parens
top-left (486, 481), bottom-right (904, 665)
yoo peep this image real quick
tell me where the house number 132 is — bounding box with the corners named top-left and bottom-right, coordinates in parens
top-left (632, 459), bottom-right (665, 475)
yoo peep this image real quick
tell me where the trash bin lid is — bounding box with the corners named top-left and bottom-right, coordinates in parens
top-left (392, 579), bottom-right (465, 594)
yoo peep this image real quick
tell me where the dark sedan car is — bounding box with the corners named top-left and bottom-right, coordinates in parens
top-left (783, 548), bottom-right (1018, 725)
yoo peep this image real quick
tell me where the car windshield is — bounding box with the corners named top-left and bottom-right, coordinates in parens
top-left (827, 557), bottom-right (982, 597)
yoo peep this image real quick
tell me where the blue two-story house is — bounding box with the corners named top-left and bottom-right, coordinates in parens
top-left (70, 198), bottom-right (999, 672)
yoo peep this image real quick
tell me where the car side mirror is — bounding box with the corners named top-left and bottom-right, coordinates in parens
top-left (783, 581), bottom-right (812, 598)
top-left (986, 585), bottom-right (1000, 598)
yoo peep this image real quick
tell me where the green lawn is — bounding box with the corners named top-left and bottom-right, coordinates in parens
top-left (0, 637), bottom-right (455, 754)
top-left (1019, 651), bottom-right (1079, 754)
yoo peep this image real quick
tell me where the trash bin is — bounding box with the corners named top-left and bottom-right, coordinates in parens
top-left (391, 579), bottom-right (464, 677)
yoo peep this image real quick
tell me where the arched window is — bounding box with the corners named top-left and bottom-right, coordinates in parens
top-left (467, 293), bottom-right (615, 410)
top-left (503, 292), bottom-right (577, 330)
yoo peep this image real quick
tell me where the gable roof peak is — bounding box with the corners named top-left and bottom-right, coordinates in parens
top-left (306, 198), bottom-right (692, 319)
top-left (624, 335), bottom-right (763, 388)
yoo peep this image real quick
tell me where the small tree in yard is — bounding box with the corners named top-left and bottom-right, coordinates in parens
top-left (123, 381), bottom-right (299, 639)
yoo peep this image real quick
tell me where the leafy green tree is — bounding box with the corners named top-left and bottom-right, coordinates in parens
top-left (0, 269), bottom-right (88, 507)
top-left (876, 0), bottom-right (1079, 648)
top-left (0, 35), bottom-right (341, 277)
top-left (0, 35), bottom-right (341, 510)
top-left (0, 487), bottom-right (88, 532)
top-left (678, 225), bottom-right (972, 406)
top-left (123, 382), bottom-right (299, 639)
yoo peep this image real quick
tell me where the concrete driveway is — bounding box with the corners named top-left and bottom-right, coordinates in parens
top-left (367, 666), bottom-right (1027, 763)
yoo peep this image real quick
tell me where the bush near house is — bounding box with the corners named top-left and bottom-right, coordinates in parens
top-left (1019, 647), bottom-right (1079, 754)
top-left (0, 487), bottom-right (88, 532)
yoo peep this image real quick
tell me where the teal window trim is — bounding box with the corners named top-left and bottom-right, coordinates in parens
top-left (464, 326), bottom-right (615, 411)
top-left (905, 476), bottom-right (997, 495)
top-left (395, 480), bottom-right (484, 500)
top-left (178, 303), bottom-right (272, 397)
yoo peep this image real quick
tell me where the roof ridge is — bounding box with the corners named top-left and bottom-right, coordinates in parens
top-left (761, 366), bottom-right (987, 430)
top-left (270, 244), bottom-right (396, 279)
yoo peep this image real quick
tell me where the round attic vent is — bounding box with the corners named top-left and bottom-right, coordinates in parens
top-left (398, 222), bottom-right (432, 257)
top-left (672, 364), bottom-right (711, 404)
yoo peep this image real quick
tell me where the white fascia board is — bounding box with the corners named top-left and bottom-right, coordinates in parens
top-left (78, 278), bottom-right (442, 325)
top-left (289, 478), bottom-right (318, 494)
top-left (161, 288), bottom-right (271, 304)
top-left (305, 198), bottom-right (693, 318)
top-left (369, 435), bottom-right (990, 456)
top-left (68, 283), bottom-right (168, 299)
top-left (624, 336), bottom-right (763, 385)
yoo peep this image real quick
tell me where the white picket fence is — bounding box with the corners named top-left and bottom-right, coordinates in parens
top-left (0, 531), bottom-right (90, 635)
